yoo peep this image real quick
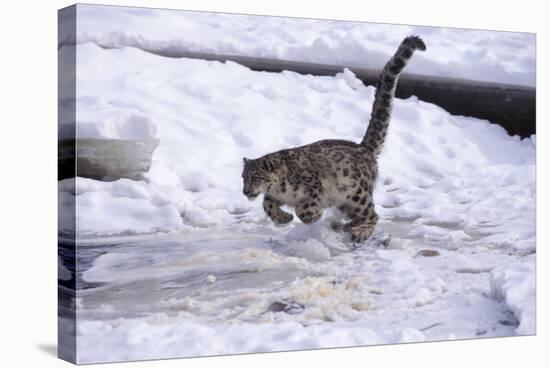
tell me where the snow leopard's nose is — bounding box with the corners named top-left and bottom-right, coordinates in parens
top-left (243, 188), bottom-right (258, 199)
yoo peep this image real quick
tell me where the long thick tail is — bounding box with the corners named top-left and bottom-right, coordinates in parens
top-left (361, 36), bottom-right (426, 156)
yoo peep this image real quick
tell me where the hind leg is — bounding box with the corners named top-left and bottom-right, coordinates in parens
top-left (341, 198), bottom-right (378, 242)
top-left (263, 195), bottom-right (293, 225)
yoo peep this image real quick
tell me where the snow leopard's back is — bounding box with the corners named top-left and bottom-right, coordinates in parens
top-left (242, 36), bottom-right (426, 241)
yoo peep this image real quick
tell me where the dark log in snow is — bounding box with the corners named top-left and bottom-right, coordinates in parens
top-left (130, 48), bottom-right (535, 138)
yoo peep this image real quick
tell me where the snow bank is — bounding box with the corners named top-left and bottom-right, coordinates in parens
top-left (75, 318), bottom-right (386, 363)
top-left (76, 102), bottom-right (157, 140)
top-left (60, 4), bottom-right (536, 87)
top-left (64, 43), bottom-right (535, 244)
top-left (75, 184), bottom-right (182, 236)
top-left (490, 255), bottom-right (536, 335)
top-left (59, 98), bottom-right (158, 140)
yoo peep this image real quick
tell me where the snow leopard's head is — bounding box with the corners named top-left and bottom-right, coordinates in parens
top-left (241, 157), bottom-right (280, 200)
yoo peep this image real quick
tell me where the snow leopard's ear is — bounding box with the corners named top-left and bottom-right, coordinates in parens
top-left (243, 157), bottom-right (249, 165)
top-left (262, 159), bottom-right (279, 172)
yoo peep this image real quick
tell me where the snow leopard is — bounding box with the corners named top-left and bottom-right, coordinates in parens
top-left (241, 36), bottom-right (426, 242)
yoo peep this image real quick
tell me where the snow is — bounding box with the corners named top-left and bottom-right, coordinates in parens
top-left (490, 255), bottom-right (536, 335)
top-left (57, 8), bottom-right (536, 364)
top-left (75, 102), bottom-right (157, 140)
top-left (60, 4), bottom-right (536, 87)
top-left (75, 184), bottom-right (183, 236)
top-left (76, 319), bottom-right (384, 363)
top-left (62, 43), bottom-right (534, 243)
top-left (68, 226), bottom-right (531, 363)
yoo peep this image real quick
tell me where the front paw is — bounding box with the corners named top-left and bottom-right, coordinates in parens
top-left (349, 224), bottom-right (375, 242)
top-left (272, 213), bottom-right (294, 226)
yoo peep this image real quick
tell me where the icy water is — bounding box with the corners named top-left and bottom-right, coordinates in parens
top-left (67, 235), bottom-right (323, 321)
top-left (60, 219), bottom-right (522, 337)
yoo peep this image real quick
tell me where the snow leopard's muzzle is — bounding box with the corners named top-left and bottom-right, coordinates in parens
top-left (243, 188), bottom-right (260, 200)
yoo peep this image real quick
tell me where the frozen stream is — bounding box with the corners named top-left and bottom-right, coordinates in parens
top-left (61, 217), bottom-right (526, 357)
top-left (73, 234), bottom-right (320, 321)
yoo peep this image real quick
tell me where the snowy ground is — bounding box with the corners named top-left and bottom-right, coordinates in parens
top-left (59, 4), bottom-right (536, 87)
top-left (58, 6), bottom-right (536, 364)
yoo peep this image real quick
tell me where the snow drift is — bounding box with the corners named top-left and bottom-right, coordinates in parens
top-left (59, 4), bottom-right (536, 87)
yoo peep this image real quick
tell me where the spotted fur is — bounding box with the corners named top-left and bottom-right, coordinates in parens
top-left (242, 36), bottom-right (426, 242)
